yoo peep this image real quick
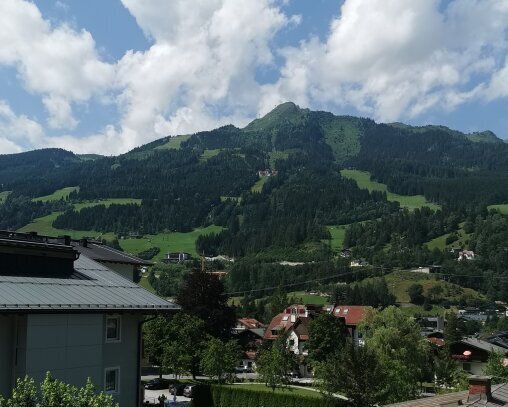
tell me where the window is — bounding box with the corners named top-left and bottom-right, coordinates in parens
top-left (462, 363), bottom-right (471, 372)
top-left (106, 316), bottom-right (121, 342)
top-left (104, 367), bottom-right (120, 394)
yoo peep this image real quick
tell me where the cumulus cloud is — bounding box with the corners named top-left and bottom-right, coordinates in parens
top-left (261, 0), bottom-right (508, 122)
top-left (0, 0), bottom-right (114, 130)
top-left (1, 0), bottom-right (508, 154)
top-left (0, 100), bottom-right (44, 153)
top-left (113, 0), bottom-right (291, 151)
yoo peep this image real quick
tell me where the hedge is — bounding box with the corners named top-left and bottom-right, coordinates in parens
top-left (190, 384), bottom-right (349, 407)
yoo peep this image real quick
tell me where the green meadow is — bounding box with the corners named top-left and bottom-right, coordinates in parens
top-left (18, 197), bottom-right (141, 238)
top-left (340, 169), bottom-right (440, 211)
top-left (251, 177), bottom-right (269, 192)
top-left (156, 134), bottom-right (191, 150)
top-left (326, 225), bottom-right (347, 251)
top-left (488, 204), bottom-right (508, 215)
top-left (33, 186), bottom-right (79, 202)
top-left (118, 224), bottom-right (224, 261)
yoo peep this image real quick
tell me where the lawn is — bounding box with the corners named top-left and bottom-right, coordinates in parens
top-left (119, 224), bottom-right (224, 260)
top-left (0, 191), bottom-right (11, 204)
top-left (156, 134), bottom-right (191, 150)
top-left (326, 225), bottom-right (346, 251)
top-left (488, 204), bottom-right (508, 215)
top-left (227, 384), bottom-right (322, 399)
top-left (288, 291), bottom-right (329, 305)
top-left (340, 169), bottom-right (440, 211)
top-left (33, 186), bottom-right (79, 202)
top-left (251, 177), bottom-right (269, 193)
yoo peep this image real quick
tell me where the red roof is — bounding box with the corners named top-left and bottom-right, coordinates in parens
top-left (331, 305), bottom-right (371, 326)
top-left (237, 318), bottom-right (264, 329)
top-left (264, 311), bottom-right (311, 341)
top-left (428, 337), bottom-right (445, 347)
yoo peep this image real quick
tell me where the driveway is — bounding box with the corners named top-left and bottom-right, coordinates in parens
top-left (143, 389), bottom-right (191, 406)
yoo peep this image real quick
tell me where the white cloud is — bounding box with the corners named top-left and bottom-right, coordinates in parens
top-left (2, 0), bottom-right (508, 154)
top-left (0, 0), bottom-right (114, 130)
top-left (0, 100), bottom-right (44, 153)
top-left (261, 0), bottom-right (508, 122)
top-left (113, 0), bottom-right (290, 150)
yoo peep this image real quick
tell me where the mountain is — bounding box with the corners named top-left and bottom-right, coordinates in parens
top-left (1, 103), bottom-right (508, 299)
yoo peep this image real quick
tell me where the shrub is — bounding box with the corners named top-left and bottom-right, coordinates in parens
top-left (190, 384), bottom-right (348, 407)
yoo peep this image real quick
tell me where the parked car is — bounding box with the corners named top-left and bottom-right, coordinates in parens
top-left (169, 382), bottom-right (186, 396)
top-left (183, 384), bottom-right (196, 398)
top-left (144, 378), bottom-right (170, 390)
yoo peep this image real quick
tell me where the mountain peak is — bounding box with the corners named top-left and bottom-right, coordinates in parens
top-left (244, 102), bottom-right (307, 132)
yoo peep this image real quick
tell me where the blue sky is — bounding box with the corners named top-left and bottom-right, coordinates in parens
top-left (0, 0), bottom-right (507, 154)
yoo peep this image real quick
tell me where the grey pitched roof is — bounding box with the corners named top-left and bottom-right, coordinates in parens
top-left (461, 338), bottom-right (508, 354)
top-left (0, 255), bottom-right (179, 313)
top-left (72, 241), bottom-right (152, 266)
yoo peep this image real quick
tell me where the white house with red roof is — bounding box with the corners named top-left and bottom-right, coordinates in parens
top-left (263, 304), bottom-right (371, 377)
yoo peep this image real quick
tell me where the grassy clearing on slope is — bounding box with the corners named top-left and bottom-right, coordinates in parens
top-left (17, 211), bottom-right (115, 240)
top-left (326, 225), bottom-right (346, 251)
top-left (251, 177), bottom-right (269, 193)
top-left (119, 225), bottom-right (224, 261)
top-left (381, 270), bottom-right (484, 304)
top-left (17, 198), bottom-right (140, 238)
top-left (200, 149), bottom-right (221, 161)
top-left (73, 198), bottom-right (142, 211)
top-left (0, 191), bottom-right (11, 204)
top-left (488, 204), bottom-right (508, 215)
top-left (156, 134), bottom-right (191, 150)
top-left (340, 169), bottom-right (440, 211)
top-left (425, 222), bottom-right (471, 251)
top-left (33, 186), bottom-right (79, 202)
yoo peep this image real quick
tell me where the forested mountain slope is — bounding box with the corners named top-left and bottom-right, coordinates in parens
top-left (1, 102), bottom-right (508, 300)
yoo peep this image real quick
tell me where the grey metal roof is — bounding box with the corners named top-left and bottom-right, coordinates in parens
top-left (461, 338), bottom-right (508, 354)
top-left (72, 242), bottom-right (152, 266)
top-left (0, 255), bottom-right (179, 313)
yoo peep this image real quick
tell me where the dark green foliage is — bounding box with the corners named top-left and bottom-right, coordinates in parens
top-left (307, 313), bottom-right (346, 364)
top-left (0, 194), bottom-right (70, 230)
top-left (331, 278), bottom-right (395, 307)
top-left (152, 263), bottom-right (189, 297)
top-left (350, 124), bottom-right (508, 208)
top-left (191, 385), bottom-right (347, 407)
top-left (314, 343), bottom-right (384, 407)
top-left (177, 270), bottom-right (235, 339)
top-left (408, 284), bottom-right (425, 305)
top-left (136, 247), bottom-right (160, 260)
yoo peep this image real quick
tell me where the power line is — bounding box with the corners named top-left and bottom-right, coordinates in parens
top-left (225, 270), bottom-right (508, 297)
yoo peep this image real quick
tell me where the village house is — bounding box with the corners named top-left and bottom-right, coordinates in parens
top-left (264, 304), bottom-right (371, 377)
top-left (69, 236), bottom-right (151, 282)
top-left (0, 231), bottom-right (178, 407)
top-left (161, 251), bottom-right (192, 264)
top-left (232, 318), bottom-right (266, 372)
top-left (449, 338), bottom-right (508, 375)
